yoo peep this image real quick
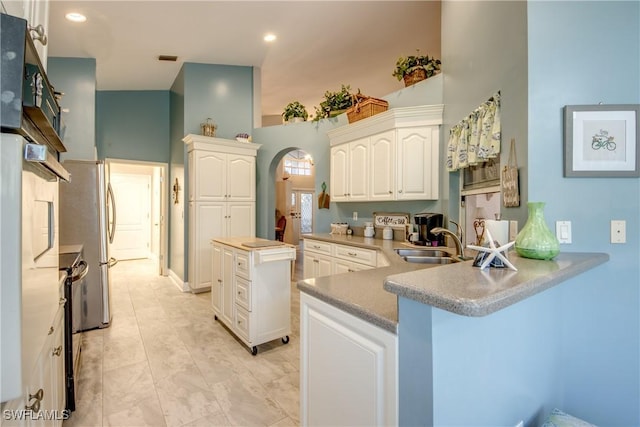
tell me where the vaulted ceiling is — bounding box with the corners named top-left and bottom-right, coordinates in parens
top-left (47, 1), bottom-right (441, 118)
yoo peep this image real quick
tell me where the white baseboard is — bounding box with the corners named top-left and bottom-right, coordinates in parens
top-left (168, 269), bottom-right (189, 292)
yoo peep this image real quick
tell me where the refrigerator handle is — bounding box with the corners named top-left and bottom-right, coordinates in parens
top-left (107, 182), bottom-right (116, 244)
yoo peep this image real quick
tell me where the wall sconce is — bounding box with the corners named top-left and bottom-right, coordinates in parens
top-left (172, 178), bottom-right (180, 204)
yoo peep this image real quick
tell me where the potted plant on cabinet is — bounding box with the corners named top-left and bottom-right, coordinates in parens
top-left (392, 50), bottom-right (442, 87)
top-left (312, 84), bottom-right (354, 121)
top-left (282, 101), bottom-right (309, 123)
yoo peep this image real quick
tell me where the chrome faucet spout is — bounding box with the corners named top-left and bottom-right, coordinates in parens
top-left (431, 226), bottom-right (465, 260)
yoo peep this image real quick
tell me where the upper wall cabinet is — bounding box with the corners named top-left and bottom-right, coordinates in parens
top-left (327, 105), bottom-right (443, 202)
top-left (185, 135), bottom-right (259, 203)
top-left (2, 0), bottom-right (50, 69)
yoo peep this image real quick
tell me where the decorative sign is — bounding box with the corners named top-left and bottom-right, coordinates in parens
top-left (373, 212), bottom-right (410, 229)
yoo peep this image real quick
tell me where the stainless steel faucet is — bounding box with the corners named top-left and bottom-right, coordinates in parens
top-left (431, 222), bottom-right (469, 260)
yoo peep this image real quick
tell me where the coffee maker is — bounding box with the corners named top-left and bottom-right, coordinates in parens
top-left (413, 213), bottom-right (445, 246)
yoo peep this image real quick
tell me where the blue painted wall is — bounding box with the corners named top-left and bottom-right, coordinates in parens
top-left (528, 1), bottom-right (639, 424)
top-left (47, 58), bottom-right (97, 161)
top-left (399, 1), bottom-right (639, 426)
top-left (95, 91), bottom-right (170, 163)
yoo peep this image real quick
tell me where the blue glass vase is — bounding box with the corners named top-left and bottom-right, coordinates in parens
top-left (515, 202), bottom-right (560, 260)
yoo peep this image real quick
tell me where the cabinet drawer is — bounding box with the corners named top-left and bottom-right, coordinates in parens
top-left (334, 244), bottom-right (377, 267)
top-left (235, 251), bottom-right (251, 279)
top-left (304, 239), bottom-right (333, 255)
top-left (235, 277), bottom-right (251, 311)
top-left (234, 306), bottom-right (251, 342)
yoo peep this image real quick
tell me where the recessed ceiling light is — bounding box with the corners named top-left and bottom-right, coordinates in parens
top-left (65, 12), bottom-right (87, 23)
top-left (264, 33), bottom-right (277, 42)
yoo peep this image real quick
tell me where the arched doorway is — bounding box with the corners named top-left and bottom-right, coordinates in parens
top-left (274, 149), bottom-right (315, 246)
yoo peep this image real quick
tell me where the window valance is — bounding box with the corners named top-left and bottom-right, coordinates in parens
top-left (447, 91), bottom-right (501, 172)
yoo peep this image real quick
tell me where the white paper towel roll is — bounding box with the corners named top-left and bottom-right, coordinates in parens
top-left (484, 219), bottom-right (510, 245)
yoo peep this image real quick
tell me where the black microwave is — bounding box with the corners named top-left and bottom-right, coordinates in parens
top-left (0, 13), bottom-right (66, 155)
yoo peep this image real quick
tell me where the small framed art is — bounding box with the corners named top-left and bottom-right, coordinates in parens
top-left (564, 104), bottom-right (639, 177)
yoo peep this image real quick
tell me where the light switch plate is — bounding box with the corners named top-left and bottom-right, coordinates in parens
top-left (556, 220), bottom-right (572, 244)
top-left (611, 220), bottom-right (626, 244)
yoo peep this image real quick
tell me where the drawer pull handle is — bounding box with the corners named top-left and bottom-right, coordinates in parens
top-left (313, 245), bottom-right (321, 249)
top-left (52, 346), bottom-right (62, 356)
top-left (347, 252), bottom-right (358, 257)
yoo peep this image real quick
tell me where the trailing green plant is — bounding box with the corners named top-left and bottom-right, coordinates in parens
top-left (282, 101), bottom-right (309, 121)
top-left (392, 50), bottom-right (442, 81)
top-left (312, 84), bottom-right (354, 121)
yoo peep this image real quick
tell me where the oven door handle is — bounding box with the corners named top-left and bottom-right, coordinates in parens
top-left (71, 260), bottom-right (89, 282)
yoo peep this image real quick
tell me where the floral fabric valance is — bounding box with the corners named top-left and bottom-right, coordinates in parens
top-left (447, 91), bottom-right (501, 172)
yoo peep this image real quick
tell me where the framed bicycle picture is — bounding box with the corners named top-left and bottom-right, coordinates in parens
top-left (564, 104), bottom-right (639, 177)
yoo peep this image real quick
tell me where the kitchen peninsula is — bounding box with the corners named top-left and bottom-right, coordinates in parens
top-left (297, 233), bottom-right (608, 426)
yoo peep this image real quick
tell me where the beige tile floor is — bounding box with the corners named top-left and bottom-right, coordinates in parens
top-left (64, 253), bottom-right (303, 427)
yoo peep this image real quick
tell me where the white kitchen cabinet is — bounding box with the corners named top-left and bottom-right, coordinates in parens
top-left (303, 238), bottom-right (378, 278)
top-left (330, 139), bottom-right (369, 202)
top-left (183, 135), bottom-right (260, 293)
top-left (300, 292), bottom-right (397, 426)
top-left (211, 238), bottom-right (296, 355)
top-left (187, 149), bottom-right (255, 202)
top-left (327, 105), bottom-right (443, 202)
top-left (1, 0), bottom-right (50, 69)
top-left (396, 126), bottom-right (439, 200)
top-left (3, 297), bottom-right (66, 427)
top-left (369, 130), bottom-right (396, 201)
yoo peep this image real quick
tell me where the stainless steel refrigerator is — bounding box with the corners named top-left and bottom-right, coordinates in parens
top-left (59, 160), bottom-right (117, 331)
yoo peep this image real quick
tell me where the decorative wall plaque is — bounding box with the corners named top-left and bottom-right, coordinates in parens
top-left (373, 212), bottom-right (410, 229)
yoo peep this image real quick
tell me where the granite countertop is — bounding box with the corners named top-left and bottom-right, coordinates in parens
top-left (296, 233), bottom-right (609, 334)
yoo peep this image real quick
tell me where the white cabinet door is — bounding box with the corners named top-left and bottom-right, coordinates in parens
top-left (300, 293), bottom-right (397, 426)
top-left (396, 126), bottom-right (439, 200)
top-left (211, 244), bottom-right (223, 314)
top-left (348, 139), bottom-right (369, 201)
top-left (330, 145), bottom-right (349, 202)
top-left (191, 150), bottom-right (226, 201)
top-left (226, 202), bottom-right (255, 237)
top-left (226, 154), bottom-right (255, 201)
top-left (303, 252), bottom-right (333, 279)
top-left (221, 246), bottom-right (235, 326)
top-left (189, 202), bottom-right (225, 292)
top-left (369, 130), bottom-right (395, 201)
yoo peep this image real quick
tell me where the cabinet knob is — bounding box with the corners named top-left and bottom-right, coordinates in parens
top-left (398, 189), bottom-right (403, 193)
top-left (388, 190), bottom-right (393, 194)
top-left (48, 326), bottom-right (54, 335)
top-left (59, 297), bottom-right (67, 305)
top-left (52, 346), bottom-right (62, 357)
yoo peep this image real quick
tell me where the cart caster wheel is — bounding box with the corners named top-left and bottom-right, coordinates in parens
top-left (251, 346), bottom-right (258, 356)
top-left (214, 315), bottom-right (218, 321)
top-left (282, 336), bottom-right (290, 344)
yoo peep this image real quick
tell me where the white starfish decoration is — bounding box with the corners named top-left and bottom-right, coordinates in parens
top-left (466, 229), bottom-right (518, 271)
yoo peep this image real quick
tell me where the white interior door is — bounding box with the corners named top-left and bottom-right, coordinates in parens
top-left (110, 172), bottom-right (151, 260)
top-left (289, 190), bottom-right (314, 244)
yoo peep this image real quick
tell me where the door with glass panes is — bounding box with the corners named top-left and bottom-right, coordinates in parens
top-left (288, 190), bottom-right (314, 245)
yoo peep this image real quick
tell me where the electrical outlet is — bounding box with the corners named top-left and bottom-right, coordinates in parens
top-left (611, 220), bottom-right (626, 244)
top-left (352, 211), bottom-right (358, 221)
top-left (556, 220), bottom-right (572, 244)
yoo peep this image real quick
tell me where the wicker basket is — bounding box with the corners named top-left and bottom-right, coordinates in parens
top-left (403, 69), bottom-right (427, 87)
top-left (346, 97), bottom-right (389, 123)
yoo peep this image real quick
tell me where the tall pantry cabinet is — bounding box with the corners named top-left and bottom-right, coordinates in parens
top-left (183, 135), bottom-right (261, 293)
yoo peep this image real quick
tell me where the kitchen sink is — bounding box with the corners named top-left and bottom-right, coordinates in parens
top-left (394, 248), bottom-right (458, 265)
top-left (401, 256), bottom-right (457, 265)
top-left (394, 248), bottom-right (451, 258)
